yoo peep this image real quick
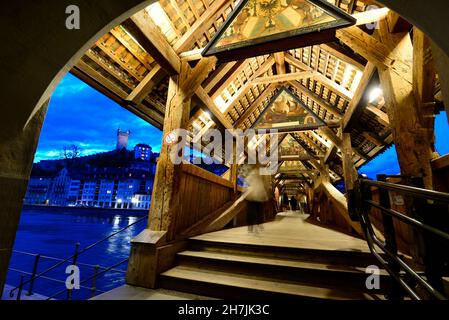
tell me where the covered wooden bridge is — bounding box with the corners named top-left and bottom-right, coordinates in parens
top-left (1, 0), bottom-right (449, 300)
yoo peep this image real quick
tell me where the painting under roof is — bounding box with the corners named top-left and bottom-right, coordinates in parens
top-left (202, 0), bottom-right (356, 61)
top-left (278, 134), bottom-right (310, 159)
top-left (253, 87), bottom-right (326, 131)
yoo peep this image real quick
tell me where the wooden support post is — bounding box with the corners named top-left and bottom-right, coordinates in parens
top-left (341, 132), bottom-right (358, 193)
top-left (127, 59), bottom-right (215, 288)
top-left (377, 20), bottom-right (435, 189)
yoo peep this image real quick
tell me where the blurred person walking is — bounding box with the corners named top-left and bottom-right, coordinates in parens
top-left (245, 165), bottom-right (270, 234)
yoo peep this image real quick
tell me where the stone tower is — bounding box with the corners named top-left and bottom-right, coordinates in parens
top-left (116, 129), bottom-right (130, 150)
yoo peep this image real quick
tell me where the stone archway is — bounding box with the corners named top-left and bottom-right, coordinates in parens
top-left (1, 0), bottom-right (449, 294)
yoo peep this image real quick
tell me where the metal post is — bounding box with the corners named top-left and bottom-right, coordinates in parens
top-left (27, 254), bottom-right (40, 296)
top-left (90, 265), bottom-right (100, 299)
top-left (410, 177), bottom-right (445, 293)
top-left (67, 243), bottom-right (80, 301)
top-left (17, 275), bottom-right (25, 301)
top-left (377, 174), bottom-right (403, 300)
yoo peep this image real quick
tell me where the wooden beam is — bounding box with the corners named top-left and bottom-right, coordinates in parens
top-left (324, 144), bottom-right (338, 164)
top-left (123, 12), bottom-right (181, 74)
top-left (387, 11), bottom-right (412, 33)
top-left (183, 57), bottom-right (217, 98)
top-left (173, 0), bottom-right (230, 53)
top-left (432, 43), bottom-right (449, 122)
top-left (318, 127), bottom-right (342, 149)
top-left (252, 71), bottom-right (315, 85)
top-left (320, 43), bottom-right (366, 71)
top-left (288, 80), bottom-right (342, 119)
top-left (274, 52), bottom-right (286, 75)
top-left (285, 53), bottom-right (354, 100)
top-left (362, 132), bottom-right (384, 146)
top-left (195, 87), bottom-right (233, 129)
top-left (180, 48), bottom-right (204, 61)
top-left (366, 104), bottom-right (390, 126)
top-left (341, 133), bottom-right (358, 192)
top-left (336, 26), bottom-right (412, 83)
top-left (222, 57), bottom-right (275, 113)
top-left (342, 62), bottom-right (377, 132)
top-left (211, 59), bottom-right (251, 100)
top-left (413, 27), bottom-right (437, 132)
top-left (297, 132), bottom-right (326, 156)
top-left (148, 62), bottom-right (192, 240)
top-left (126, 66), bottom-right (166, 104)
top-left (72, 62), bottom-right (163, 129)
top-left (377, 20), bottom-right (435, 189)
top-left (353, 7), bottom-right (390, 27)
top-left (203, 61), bottom-right (237, 93)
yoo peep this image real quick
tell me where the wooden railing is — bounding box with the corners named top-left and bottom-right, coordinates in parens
top-left (172, 164), bottom-right (241, 236)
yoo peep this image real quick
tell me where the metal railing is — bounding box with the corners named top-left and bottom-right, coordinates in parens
top-left (352, 174), bottom-right (449, 300)
top-left (7, 214), bottom-right (147, 300)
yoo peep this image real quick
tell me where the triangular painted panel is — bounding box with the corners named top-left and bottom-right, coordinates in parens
top-left (279, 160), bottom-right (308, 172)
top-left (202, 0), bottom-right (356, 61)
top-left (278, 134), bottom-right (309, 158)
top-left (253, 87), bottom-right (326, 131)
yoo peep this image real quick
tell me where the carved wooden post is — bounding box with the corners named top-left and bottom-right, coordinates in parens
top-left (377, 20), bottom-right (436, 189)
top-left (127, 58), bottom-right (216, 288)
top-left (341, 132), bottom-right (358, 193)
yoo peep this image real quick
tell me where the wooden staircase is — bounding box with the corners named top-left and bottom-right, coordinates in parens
top-left (160, 237), bottom-right (390, 300)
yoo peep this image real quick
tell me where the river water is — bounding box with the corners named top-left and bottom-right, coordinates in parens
top-left (5, 206), bottom-right (147, 300)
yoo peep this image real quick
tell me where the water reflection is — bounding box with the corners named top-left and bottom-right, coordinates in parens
top-left (7, 206), bottom-right (147, 299)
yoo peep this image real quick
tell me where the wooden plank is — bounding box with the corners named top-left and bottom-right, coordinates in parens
top-left (181, 163), bottom-right (234, 189)
top-left (432, 154), bottom-right (449, 171)
top-left (342, 62), bottom-right (377, 132)
top-left (123, 12), bottom-right (181, 74)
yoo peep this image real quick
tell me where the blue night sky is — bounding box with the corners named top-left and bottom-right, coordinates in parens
top-left (36, 73), bottom-right (449, 180)
top-left (34, 73), bottom-right (163, 162)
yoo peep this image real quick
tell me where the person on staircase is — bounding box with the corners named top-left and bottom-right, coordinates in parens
top-left (290, 196), bottom-right (298, 212)
top-left (245, 165), bottom-right (270, 234)
top-left (281, 192), bottom-right (289, 212)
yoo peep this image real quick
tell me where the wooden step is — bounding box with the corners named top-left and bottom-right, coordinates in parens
top-left (188, 239), bottom-right (381, 268)
top-left (176, 250), bottom-right (391, 293)
top-left (160, 265), bottom-right (385, 300)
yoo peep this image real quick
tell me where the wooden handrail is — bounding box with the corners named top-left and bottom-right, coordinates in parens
top-left (181, 163), bottom-right (233, 189)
